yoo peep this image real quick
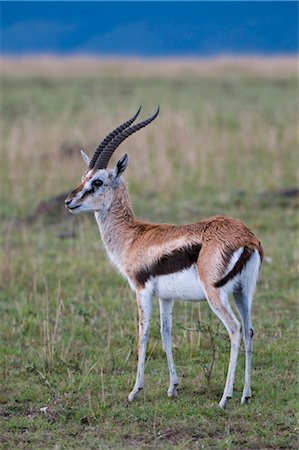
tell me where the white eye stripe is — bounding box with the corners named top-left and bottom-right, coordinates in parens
top-left (80, 181), bottom-right (93, 196)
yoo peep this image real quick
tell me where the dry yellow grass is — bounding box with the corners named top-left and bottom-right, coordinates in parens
top-left (1, 55), bottom-right (298, 78)
top-left (2, 103), bottom-right (297, 214)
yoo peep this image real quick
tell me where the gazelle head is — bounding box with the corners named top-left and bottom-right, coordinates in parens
top-left (65, 107), bottom-right (159, 215)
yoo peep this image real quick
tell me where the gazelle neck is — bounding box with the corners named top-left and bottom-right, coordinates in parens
top-left (94, 180), bottom-right (135, 271)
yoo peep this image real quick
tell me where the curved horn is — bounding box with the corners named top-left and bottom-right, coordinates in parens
top-left (88, 106), bottom-right (141, 170)
top-left (95, 107), bottom-right (160, 170)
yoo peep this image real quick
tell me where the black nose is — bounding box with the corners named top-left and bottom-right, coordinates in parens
top-left (65, 198), bottom-right (72, 206)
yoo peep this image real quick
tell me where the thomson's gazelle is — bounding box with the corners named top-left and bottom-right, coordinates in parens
top-left (65, 108), bottom-right (263, 408)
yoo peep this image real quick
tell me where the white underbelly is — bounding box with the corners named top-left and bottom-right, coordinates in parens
top-left (153, 264), bottom-right (206, 301)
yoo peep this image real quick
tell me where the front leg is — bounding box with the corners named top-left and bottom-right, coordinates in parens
top-left (128, 289), bottom-right (153, 401)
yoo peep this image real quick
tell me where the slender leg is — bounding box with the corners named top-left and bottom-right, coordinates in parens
top-left (128, 289), bottom-right (152, 401)
top-left (158, 298), bottom-right (179, 397)
top-left (204, 286), bottom-right (241, 409)
top-left (234, 288), bottom-right (254, 404)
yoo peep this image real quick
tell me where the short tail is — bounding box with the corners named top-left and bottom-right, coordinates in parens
top-left (214, 244), bottom-right (263, 288)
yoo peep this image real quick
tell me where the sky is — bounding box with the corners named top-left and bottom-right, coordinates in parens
top-left (1, 1), bottom-right (298, 56)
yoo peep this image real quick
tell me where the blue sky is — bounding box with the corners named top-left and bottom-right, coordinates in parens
top-left (1, 1), bottom-right (298, 56)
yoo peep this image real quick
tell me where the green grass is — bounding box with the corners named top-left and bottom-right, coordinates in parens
top-left (0, 58), bottom-right (298, 449)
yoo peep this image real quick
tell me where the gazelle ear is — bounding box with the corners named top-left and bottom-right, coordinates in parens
top-left (80, 150), bottom-right (90, 167)
top-left (112, 154), bottom-right (128, 185)
top-left (115, 154), bottom-right (128, 177)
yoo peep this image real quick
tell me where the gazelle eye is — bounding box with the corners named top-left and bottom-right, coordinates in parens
top-left (92, 179), bottom-right (103, 188)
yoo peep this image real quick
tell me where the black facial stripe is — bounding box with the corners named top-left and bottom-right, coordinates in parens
top-left (81, 188), bottom-right (93, 200)
top-left (135, 243), bottom-right (201, 286)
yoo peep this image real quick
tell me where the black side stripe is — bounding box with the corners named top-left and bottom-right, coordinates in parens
top-left (136, 243), bottom-right (202, 286)
top-left (214, 246), bottom-right (254, 288)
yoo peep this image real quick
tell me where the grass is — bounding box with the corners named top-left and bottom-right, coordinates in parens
top-left (0, 57), bottom-right (298, 449)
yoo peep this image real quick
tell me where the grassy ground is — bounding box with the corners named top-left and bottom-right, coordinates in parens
top-left (0, 57), bottom-right (298, 449)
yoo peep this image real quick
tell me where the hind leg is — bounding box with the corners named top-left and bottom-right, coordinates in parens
top-left (233, 287), bottom-right (254, 404)
top-left (203, 284), bottom-right (241, 409)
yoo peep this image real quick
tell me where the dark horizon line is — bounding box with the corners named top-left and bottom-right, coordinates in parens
top-left (1, 51), bottom-right (298, 58)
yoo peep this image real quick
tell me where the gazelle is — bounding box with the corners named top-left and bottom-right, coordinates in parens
top-left (65, 107), bottom-right (263, 409)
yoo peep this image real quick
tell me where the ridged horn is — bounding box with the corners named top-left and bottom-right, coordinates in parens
top-left (88, 106), bottom-right (141, 170)
top-left (95, 107), bottom-right (160, 170)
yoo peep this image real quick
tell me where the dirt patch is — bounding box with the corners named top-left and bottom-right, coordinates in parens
top-left (35, 192), bottom-right (69, 214)
top-left (32, 192), bottom-right (70, 222)
top-left (260, 187), bottom-right (299, 198)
